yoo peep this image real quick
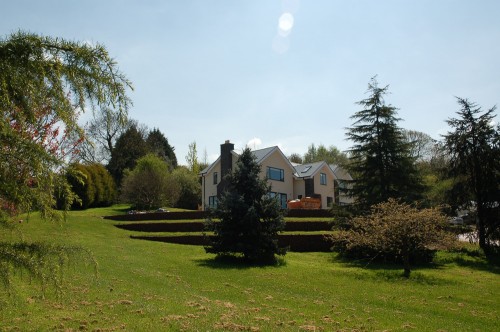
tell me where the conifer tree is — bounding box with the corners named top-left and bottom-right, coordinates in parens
top-left (443, 98), bottom-right (500, 250)
top-left (345, 77), bottom-right (423, 211)
top-left (205, 148), bottom-right (287, 263)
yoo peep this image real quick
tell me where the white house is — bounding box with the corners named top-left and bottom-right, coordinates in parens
top-left (200, 141), bottom-right (353, 210)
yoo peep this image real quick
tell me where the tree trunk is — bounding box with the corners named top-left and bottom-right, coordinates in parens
top-left (477, 205), bottom-right (487, 250)
top-left (402, 252), bottom-right (411, 278)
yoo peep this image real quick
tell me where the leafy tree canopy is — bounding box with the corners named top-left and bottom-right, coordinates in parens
top-left (120, 154), bottom-right (175, 210)
top-left (303, 143), bottom-right (349, 166)
top-left (0, 31), bottom-right (130, 291)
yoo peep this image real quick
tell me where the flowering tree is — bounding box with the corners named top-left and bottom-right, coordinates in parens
top-left (0, 31), bottom-right (132, 291)
top-left (330, 199), bottom-right (455, 277)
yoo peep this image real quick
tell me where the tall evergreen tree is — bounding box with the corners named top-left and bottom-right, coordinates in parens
top-left (205, 148), bottom-right (287, 263)
top-left (146, 128), bottom-right (177, 168)
top-left (443, 98), bottom-right (500, 250)
top-left (107, 124), bottom-right (148, 185)
top-left (345, 77), bottom-right (423, 211)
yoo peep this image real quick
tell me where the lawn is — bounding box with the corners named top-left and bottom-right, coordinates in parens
top-left (1, 206), bottom-right (499, 331)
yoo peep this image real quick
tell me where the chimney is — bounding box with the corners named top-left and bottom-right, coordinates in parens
top-left (217, 140), bottom-right (234, 196)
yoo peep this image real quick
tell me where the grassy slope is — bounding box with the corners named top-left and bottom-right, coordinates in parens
top-left (0, 206), bottom-right (498, 331)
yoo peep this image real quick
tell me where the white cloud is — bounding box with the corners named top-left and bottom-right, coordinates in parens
top-left (247, 137), bottom-right (262, 150)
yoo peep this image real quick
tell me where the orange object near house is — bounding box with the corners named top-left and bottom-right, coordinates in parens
top-left (287, 197), bottom-right (321, 209)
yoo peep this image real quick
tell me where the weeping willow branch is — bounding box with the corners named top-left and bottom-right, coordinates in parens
top-left (0, 241), bottom-right (98, 296)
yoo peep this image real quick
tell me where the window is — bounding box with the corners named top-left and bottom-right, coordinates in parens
top-left (267, 167), bottom-right (284, 181)
top-left (280, 193), bottom-right (287, 209)
top-left (208, 196), bottom-right (218, 209)
top-left (213, 172), bottom-right (218, 185)
top-left (269, 192), bottom-right (287, 209)
top-left (320, 173), bottom-right (327, 185)
top-left (302, 166), bottom-right (311, 173)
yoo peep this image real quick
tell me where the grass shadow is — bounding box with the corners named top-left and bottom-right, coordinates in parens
top-left (435, 245), bottom-right (500, 274)
top-left (110, 206), bottom-right (131, 214)
top-left (328, 253), bottom-right (450, 285)
top-left (194, 254), bottom-right (286, 270)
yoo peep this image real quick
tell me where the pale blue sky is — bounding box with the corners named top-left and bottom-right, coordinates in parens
top-left (2, 0), bottom-right (499, 164)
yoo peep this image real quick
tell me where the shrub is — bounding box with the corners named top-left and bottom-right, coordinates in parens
top-left (120, 154), bottom-right (174, 210)
top-left (65, 163), bottom-right (116, 209)
top-left (171, 167), bottom-right (201, 210)
top-left (330, 198), bottom-right (456, 277)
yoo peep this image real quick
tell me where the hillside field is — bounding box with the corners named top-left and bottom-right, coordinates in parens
top-left (1, 205), bottom-right (499, 331)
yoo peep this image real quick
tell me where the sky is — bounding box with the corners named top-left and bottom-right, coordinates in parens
top-left (2, 0), bottom-right (499, 165)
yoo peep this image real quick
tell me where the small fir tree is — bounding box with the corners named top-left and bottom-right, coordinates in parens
top-left (205, 148), bottom-right (287, 263)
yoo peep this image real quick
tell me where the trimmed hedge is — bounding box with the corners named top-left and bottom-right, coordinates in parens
top-left (106, 209), bottom-right (333, 221)
top-left (286, 209), bottom-right (333, 218)
top-left (115, 221), bottom-right (332, 232)
top-left (104, 211), bottom-right (208, 221)
top-left (131, 234), bottom-right (332, 252)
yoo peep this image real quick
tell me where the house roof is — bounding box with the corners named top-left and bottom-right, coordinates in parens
top-left (200, 145), bottom-right (295, 176)
top-left (199, 156), bottom-right (219, 175)
top-left (330, 164), bottom-right (353, 181)
top-left (200, 143), bottom-right (353, 182)
top-left (293, 161), bottom-right (325, 178)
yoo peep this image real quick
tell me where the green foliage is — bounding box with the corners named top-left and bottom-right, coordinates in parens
top-left (288, 152), bottom-right (303, 164)
top-left (185, 141), bottom-right (200, 174)
top-left (107, 126), bottom-right (177, 186)
top-left (146, 128), bottom-right (177, 168)
top-left (345, 77), bottom-right (424, 211)
top-left (0, 31), bottom-right (130, 292)
top-left (107, 124), bottom-right (148, 186)
top-left (443, 97), bottom-right (500, 250)
top-left (171, 167), bottom-right (201, 210)
top-left (330, 199), bottom-right (456, 277)
top-left (120, 154), bottom-right (174, 210)
top-left (0, 30), bottom-right (131, 220)
top-left (205, 148), bottom-right (287, 263)
top-left (65, 163), bottom-right (116, 210)
top-left (303, 143), bottom-right (349, 166)
top-left (0, 241), bottom-right (97, 295)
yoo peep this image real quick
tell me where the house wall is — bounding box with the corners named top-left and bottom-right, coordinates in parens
top-left (312, 164), bottom-right (336, 208)
top-left (259, 150), bottom-right (294, 203)
top-left (201, 162), bottom-right (221, 210)
top-left (293, 178), bottom-right (305, 200)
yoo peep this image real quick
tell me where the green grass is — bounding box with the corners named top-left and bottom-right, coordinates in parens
top-left (1, 206), bottom-right (499, 331)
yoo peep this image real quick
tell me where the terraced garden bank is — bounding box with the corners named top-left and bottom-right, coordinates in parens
top-left (106, 210), bottom-right (335, 252)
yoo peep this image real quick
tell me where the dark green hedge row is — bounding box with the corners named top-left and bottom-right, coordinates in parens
top-left (105, 211), bottom-right (208, 221)
top-left (130, 234), bottom-right (332, 252)
top-left (286, 209), bottom-right (333, 218)
top-left (106, 209), bottom-right (334, 221)
top-left (115, 221), bottom-right (332, 232)
top-left (64, 163), bottom-right (117, 209)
